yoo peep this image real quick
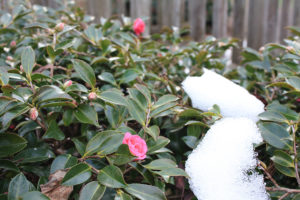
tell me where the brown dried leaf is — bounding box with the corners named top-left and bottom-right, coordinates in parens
top-left (41, 169), bottom-right (73, 200)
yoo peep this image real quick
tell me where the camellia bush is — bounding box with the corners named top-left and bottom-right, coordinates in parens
top-left (0, 0), bottom-right (299, 200)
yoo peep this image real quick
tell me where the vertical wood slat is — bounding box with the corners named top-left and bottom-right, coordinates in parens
top-left (114, 0), bottom-right (126, 16)
top-left (264, 0), bottom-right (280, 43)
top-left (232, 0), bottom-right (246, 63)
top-left (212, 0), bottom-right (227, 38)
top-left (188, 0), bottom-right (207, 41)
top-left (86, 0), bottom-right (111, 22)
top-left (279, 0), bottom-right (294, 42)
top-left (247, 0), bottom-right (268, 50)
top-left (130, 0), bottom-right (151, 35)
top-left (161, 0), bottom-right (181, 28)
top-left (294, 0), bottom-right (300, 27)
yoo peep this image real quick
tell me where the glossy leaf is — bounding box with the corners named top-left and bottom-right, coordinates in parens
top-left (85, 130), bottom-right (123, 156)
top-left (98, 165), bottom-right (127, 188)
top-left (0, 133), bottom-right (27, 158)
top-left (79, 181), bottom-right (106, 200)
top-left (8, 173), bottom-right (35, 200)
top-left (43, 120), bottom-right (65, 140)
top-left (124, 184), bottom-right (167, 200)
top-left (22, 191), bottom-right (50, 200)
top-left (50, 154), bottom-right (78, 174)
top-left (271, 150), bottom-right (294, 168)
top-left (74, 104), bottom-right (99, 126)
top-left (62, 163), bottom-right (92, 186)
top-left (21, 46), bottom-right (35, 75)
top-left (0, 159), bottom-right (19, 172)
top-left (73, 59), bottom-right (96, 88)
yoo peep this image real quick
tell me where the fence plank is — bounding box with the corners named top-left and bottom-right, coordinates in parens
top-left (232, 0), bottom-right (246, 63)
top-left (294, 0), bottom-right (300, 27)
top-left (130, 0), bottom-right (151, 35)
top-left (212, 0), bottom-right (227, 38)
top-left (86, 0), bottom-right (111, 22)
top-left (279, 0), bottom-right (294, 42)
top-left (264, 0), bottom-right (279, 43)
top-left (188, 0), bottom-right (207, 41)
top-left (161, 0), bottom-right (181, 28)
top-left (247, 0), bottom-right (268, 49)
top-left (114, 0), bottom-right (126, 16)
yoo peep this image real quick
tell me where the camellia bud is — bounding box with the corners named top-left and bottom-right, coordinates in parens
top-left (133, 18), bottom-right (145, 36)
top-left (259, 46), bottom-right (265, 53)
top-left (29, 108), bottom-right (38, 121)
top-left (64, 80), bottom-right (72, 88)
top-left (6, 56), bottom-right (13, 61)
top-left (88, 92), bottom-right (97, 100)
top-left (10, 41), bottom-right (16, 47)
top-left (286, 46), bottom-right (295, 53)
top-left (55, 22), bottom-right (65, 32)
top-left (20, 65), bottom-right (24, 72)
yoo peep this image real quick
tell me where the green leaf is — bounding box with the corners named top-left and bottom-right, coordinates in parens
top-left (115, 192), bottom-right (133, 200)
top-left (97, 165), bottom-right (127, 188)
top-left (143, 159), bottom-right (176, 170)
top-left (150, 102), bottom-right (177, 118)
top-left (126, 98), bottom-right (146, 126)
top-left (62, 163), bottom-right (92, 186)
top-left (124, 184), bottom-right (167, 200)
top-left (99, 90), bottom-right (127, 106)
top-left (182, 136), bottom-right (198, 149)
top-left (120, 69), bottom-right (139, 84)
top-left (258, 111), bottom-right (287, 123)
top-left (0, 104), bottom-right (30, 128)
top-left (14, 147), bottom-right (55, 163)
top-left (109, 144), bottom-right (136, 165)
top-left (286, 76), bottom-right (300, 90)
top-left (271, 150), bottom-right (294, 168)
top-left (134, 84), bottom-right (151, 104)
top-left (72, 59), bottom-right (96, 88)
top-left (63, 109), bottom-right (74, 126)
top-left (79, 181), bottom-right (106, 200)
top-left (21, 46), bottom-right (35, 75)
top-left (153, 95), bottom-right (178, 109)
top-left (155, 168), bottom-right (188, 177)
top-left (98, 72), bottom-right (117, 86)
top-left (147, 136), bottom-right (170, 154)
top-left (274, 163), bottom-right (296, 177)
top-left (72, 138), bottom-right (86, 156)
top-left (74, 104), bottom-right (99, 126)
top-left (293, 194), bottom-right (300, 200)
top-left (32, 85), bottom-right (74, 106)
top-left (50, 154), bottom-right (78, 174)
top-left (258, 122), bottom-right (292, 150)
top-left (145, 125), bottom-right (160, 140)
top-left (85, 130), bottom-right (123, 156)
top-left (8, 173), bottom-right (34, 200)
top-left (0, 159), bottom-right (19, 172)
top-left (22, 191), bottom-right (50, 200)
top-left (128, 88), bottom-right (148, 111)
top-left (43, 120), bottom-right (65, 140)
top-left (0, 133), bottom-right (27, 158)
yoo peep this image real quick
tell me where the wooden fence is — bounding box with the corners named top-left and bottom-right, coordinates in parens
top-left (2, 0), bottom-right (300, 63)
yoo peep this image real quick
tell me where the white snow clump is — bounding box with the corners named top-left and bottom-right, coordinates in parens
top-left (183, 69), bottom-right (269, 200)
top-left (182, 69), bottom-right (264, 122)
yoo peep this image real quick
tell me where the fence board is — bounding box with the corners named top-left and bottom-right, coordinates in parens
top-left (232, 0), bottom-right (246, 63)
top-left (279, 0), bottom-right (294, 42)
top-left (212, 0), bottom-right (227, 38)
top-left (264, 0), bottom-right (279, 43)
top-left (247, 0), bottom-right (268, 49)
top-left (161, 0), bottom-right (181, 28)
top-left (130, 0), bottom-right (151, 35)
top-left (86, 0), bottom-right (111, 22)
top-left (294, 0), bottom-right (300, 27)
top-left (188, 0), bottom-right (207, 41)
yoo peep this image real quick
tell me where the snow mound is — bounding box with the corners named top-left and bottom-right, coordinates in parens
top-left (182, 69), bottom-right (264, 122)
top-left (185, 118), bottom-right (269, 200)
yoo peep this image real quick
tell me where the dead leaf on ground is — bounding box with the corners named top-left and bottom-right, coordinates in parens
top-left (40, 169), bottom-right (73, 200)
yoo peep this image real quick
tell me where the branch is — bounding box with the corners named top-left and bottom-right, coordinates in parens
top-left (292, 124), bottom-right (300, 186)
top-left (258, 161), bottom-right (279, 187)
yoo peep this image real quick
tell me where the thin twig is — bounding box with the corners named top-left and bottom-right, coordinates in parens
top-left (266, 187), bottom-right (300, 193)
top-left (278, 192), bottom-right (290, 200)
top-left (292, 124), bottom-right (300, 186)
top-left (258, 161), bottom-right (279, 187)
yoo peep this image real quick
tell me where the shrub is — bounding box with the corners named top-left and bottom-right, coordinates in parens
top-left (0, 0), bottom-right (299, 200)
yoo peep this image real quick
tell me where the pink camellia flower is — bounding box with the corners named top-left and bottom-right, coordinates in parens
top-left (29, 108), bottom-right (38, 121)
top-left (64, 80), bottom-right (72, 88)
top-left (133, 18), bottom-right (145, 36)
top-left (123, 132), bottom-right (147, 160)
top-left (55, 22), bottom-right (65, 32)
top-left (88, 92), bottom-right (97, 100)
top-left (20, 65), bottom-right (24, 72)
top-left (6, 56), bottom-right (13, 61)
top-left (10, 41), bottom-right (16, 47)
top-left (296, 98), bottom-right (300, 102)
